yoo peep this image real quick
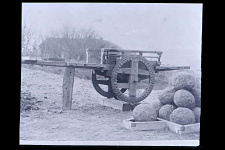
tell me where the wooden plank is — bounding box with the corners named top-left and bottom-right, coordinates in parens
top-left (157, 118), bottom-right (201, 134)
top-left (97, 80), bottom-right (109, 85)
top-left (129, 59), bottom-right (139, 98)
top-left (132, 121), bottom-right (167, 130)
top-left (143, 56), bottom-right (159, 58)
top-left (22, 60), bottom-right (38, 64)
top-left (37, 61), bottom-right (67, 66)
top-left (147, 61), bottom-right (158, 66)
top-left (157, 118), bottom-right (184, 134)
top-left (123, 119), bottom-right (132, 129)
top-left (117, 68), bottom-right (131, 74)
top-left (68, 63), bottom-right (111, 70)
top-left (103, 48), bottom-right (163, 55)
top-left (118, 68), bottom-right (149, 76)
top-left (155, 66), bottom-right (190, 71)
top-left (67, 62), bottom-right (101, 68)
top-left (22, 60), bottom-right (67, 67)
top-left (166, 122), bottom-right (184, 134)
top-left (62, 67), bottom-right (75, 110)
top-left (178, 123), bottom-right (200, 134)
top-left (22, 60), bottom-right (111, 70)
top-left (123, 118), bottom-right (167, 131)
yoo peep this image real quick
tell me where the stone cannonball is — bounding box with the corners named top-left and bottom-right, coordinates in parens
top-left (158, 87), bottom-right (176, 105)
top-left (170, 107), bottom-right (196, 125)
top-left (159, 104), bottom-right (177, 121)
top-left (171, 72), bottom-right (196, 91)
top-left (192, 107), bottom-right (201, 123)
top-left (133, 104), bottom-right (158, 122)
top-left (173, 90), bottom-right (195, 109)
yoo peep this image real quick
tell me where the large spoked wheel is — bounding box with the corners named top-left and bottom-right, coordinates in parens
top-left (91, 70), bottom-right (126, 99)
top-left (111, 55), bottom-right (155, 104)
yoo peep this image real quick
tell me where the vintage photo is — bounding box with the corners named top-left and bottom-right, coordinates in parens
top-left (20, 3), bottom-right (202, 146)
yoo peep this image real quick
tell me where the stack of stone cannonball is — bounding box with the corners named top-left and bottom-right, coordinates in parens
top-left (157, 72), bottom-right (201, 125)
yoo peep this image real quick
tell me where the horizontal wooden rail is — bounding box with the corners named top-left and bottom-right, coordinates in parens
top-left (102, 48), bottom-right (163, 55)
top-left (117, 68), bottom-right (149, 76)
top-left (21, 60), bottom-right (111, 70)
top-left (156, 66), bottom-right (190, 71)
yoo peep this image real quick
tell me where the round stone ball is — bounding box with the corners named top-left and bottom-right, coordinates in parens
top-left (159, 104), bottom-right (177, 121)
top-left (192, 107), bottom-right (201, 123)
top-left (147, 99), bottom-right (163, 116)
top-left (170, 107), bottom-right (196, 125)
top-left (171, 72), bottom-right (196, 91)
top-left (193, 70), bottom-right (201, 89)
top-left (194, 76), bottom-right (201, 89)
top-left (190, 87), bottom-right (201, 107)
top-left (133, 104), bottom-right (158, 122)
top-left (174, 90), bottom-right (195, 109)
top-left (158, 87), bottom-right (176, 105)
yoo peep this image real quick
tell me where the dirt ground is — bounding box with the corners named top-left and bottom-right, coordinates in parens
top-left (20, 66), bottom-right (200, 142)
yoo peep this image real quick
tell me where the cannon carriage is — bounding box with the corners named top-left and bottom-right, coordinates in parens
top-left (86, 48), bottom-right (188, 104)
top-left (22, 48), bottom-right (190, 104)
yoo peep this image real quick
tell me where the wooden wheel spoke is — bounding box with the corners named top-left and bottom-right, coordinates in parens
top-left (117, 79), bottom-right (127, 83)
top-left (117, 68), bottom-right (131, 74)
top-left (97, 79), bottom-right (109, 85)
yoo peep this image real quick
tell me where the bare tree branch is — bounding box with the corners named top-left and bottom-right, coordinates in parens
top-left (43, 24), bottom-right (101, 61)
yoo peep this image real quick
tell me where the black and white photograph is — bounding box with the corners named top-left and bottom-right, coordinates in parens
top-left (20, 3), bottom-right (202, 146)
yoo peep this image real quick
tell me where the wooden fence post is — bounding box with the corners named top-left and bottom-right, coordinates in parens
top-left (62, 67), bottom-right (75, 110)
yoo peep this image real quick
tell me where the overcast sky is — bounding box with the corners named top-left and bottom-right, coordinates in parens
top-left (22, 3), bottom-right (202, 69)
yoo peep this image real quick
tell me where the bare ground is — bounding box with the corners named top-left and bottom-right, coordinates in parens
top-left (20, 66), bottom-right (200, 142)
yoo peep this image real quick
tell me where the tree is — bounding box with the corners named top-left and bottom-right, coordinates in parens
top-left (48, 24), bottom-right (100, 61)
top-left (22, 23), bottom-right (34, 55)
top-left (22, 23), bottom-right (43, 59)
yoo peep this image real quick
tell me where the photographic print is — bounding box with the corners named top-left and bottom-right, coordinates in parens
top-left (20, 3), bottom-right (202, 146)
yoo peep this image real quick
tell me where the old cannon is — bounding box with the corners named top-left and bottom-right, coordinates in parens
top-left (86, 48), bottom-right (189, 104)
top-left (22, 48), bottom-right (190, 105)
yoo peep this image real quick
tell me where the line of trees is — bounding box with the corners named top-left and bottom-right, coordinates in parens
top-left (22, 23), bottom-right (44, 58)
top-left (22, 23), bottom-right (121, 61)
top-left (48, 24), bottom-right (101, 61)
